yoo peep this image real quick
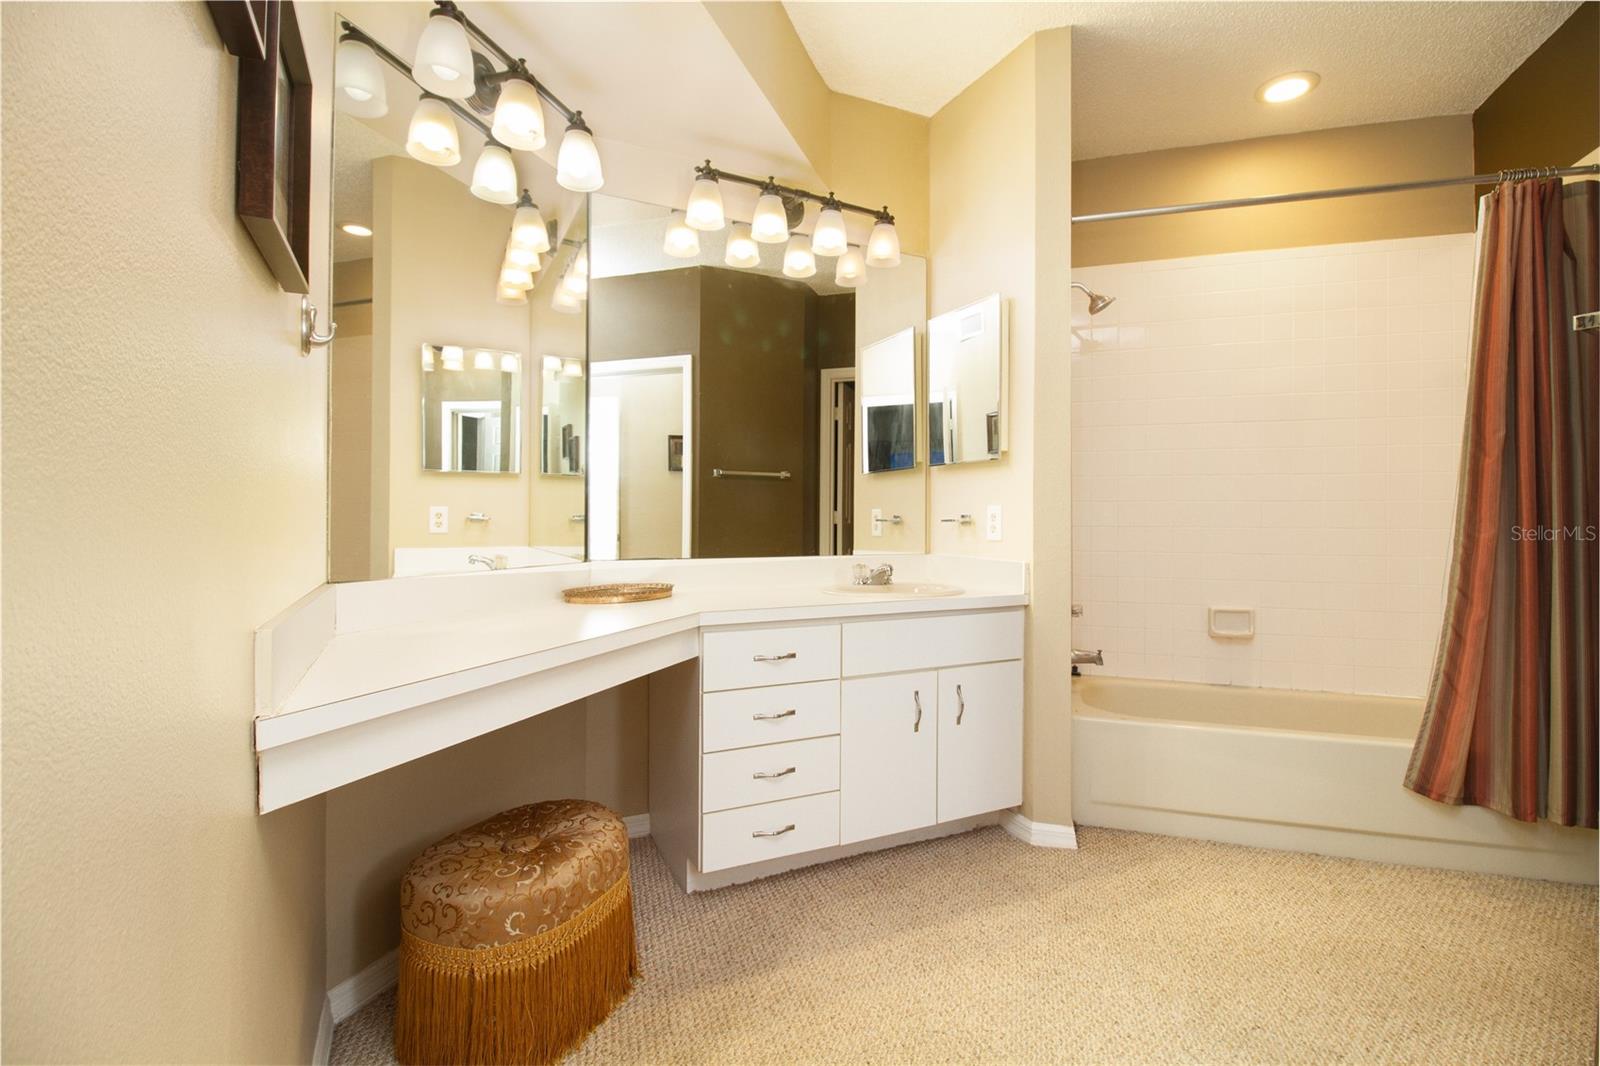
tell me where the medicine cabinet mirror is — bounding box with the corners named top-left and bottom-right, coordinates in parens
top-left (420, 345), bottom-right (523, 474)
top-left (927, 293), bottom-right (1006, 466)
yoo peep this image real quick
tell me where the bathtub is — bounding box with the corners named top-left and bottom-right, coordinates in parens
top-left (1072, 676), bottom-right (1597, 884)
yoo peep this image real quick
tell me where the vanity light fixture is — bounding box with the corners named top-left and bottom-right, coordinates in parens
top-left (685, 164), bottom-right (725, 231)
top-left (500, 265), bottom-right (535, 290)
top-left (421, 346), bottom-right (436, 371)
top-left (562, 358), bottom-right (584, 378)
top-left (751, 182), bottom-right (791, 244)
top-left (341, 222), bottom-right (373, 237)
top-left (572, 245), bottom-right (588, 278)
top-left (489, 62), bottom-right (546, 150)
top-left (441, 345), bottom-right (466, 371)
top-left (509, 192), bottom-right (551, 254)
top-left (561, 266), bottom-right (588, 299)
top-left (500, 354), bottom-right (520, 373)
top-left (504, 243), bottom-right (540, 270)
top-left (835, 245), bottom-right (866, 287)
top-left (412, 2), bottom-right (475, 99)
top-left (551, 283), bottom-right (582, 315)
top-left (469, 141), bottom-right (519, 204)
top-left (663, 216), bottom-right (701, 258)
top-left (406, 95), bottom-right (461, 166)
top-left (542, 355), bottom-right (563, 373)
top-left (724, 222), bottom-right (760, 268)
top-left (555, 113), bottom-right (604, 193)
top-left (810, 196), bottom-right (848, 257)
top-left (866, 209), bottom-right (901, 268)
top-left (496, 284), bottom-right (528, 306)
top-left (1257, 70), bottom-right (1320, 103)
top-left (473, 350), bottom-right (496, 370)
top-left (782, 234), bottom-right (817, 279)
top-left (334, 35), bottom-right (387, 118)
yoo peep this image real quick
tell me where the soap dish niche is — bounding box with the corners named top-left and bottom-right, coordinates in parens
top-left (1208, 607), bottom-right (1255, 640)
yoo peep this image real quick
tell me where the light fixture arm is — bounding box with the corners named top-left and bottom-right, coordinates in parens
top-left (698, 163), bottom-right (888, 221)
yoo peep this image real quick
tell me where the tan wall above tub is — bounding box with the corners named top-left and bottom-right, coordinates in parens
top-left (1072, 116), bottom-right (1477, 268)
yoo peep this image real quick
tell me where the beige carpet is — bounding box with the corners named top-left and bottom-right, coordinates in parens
top-left (332, 826), bottom-right (1597, 1065)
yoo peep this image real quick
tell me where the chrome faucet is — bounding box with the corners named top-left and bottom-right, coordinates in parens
top-left (467, 554), bottom-right (499, 571)
top-left (1072, 648), bottom-right (1103, 666)
top-left (852, 563), bottom-right (894, 586)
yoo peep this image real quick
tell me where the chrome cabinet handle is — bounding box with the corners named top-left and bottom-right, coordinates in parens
top-left (956, 684), bottom-right (966, 725)
top-left (751, 824), bottom-right (796, 838)
top-left (913, 690), bottom-right (922, 733)
top-left (752, 708), bottom-right (798, 721)
top-left (752, 766), bottom-right (797, 779)
top-left (752, 652), bottom-right (797, 662)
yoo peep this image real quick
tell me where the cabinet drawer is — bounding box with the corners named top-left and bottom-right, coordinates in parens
top-left (702, 735), bottom-right (840, 813)
top-left (702, 624), bottom-right (841, 692)
top-left (701, 792), bottom-right (840, 873)
top-left (842, 609), bottom-right (1022, 677)
top-left (703, 680), bottom-right (840, 753)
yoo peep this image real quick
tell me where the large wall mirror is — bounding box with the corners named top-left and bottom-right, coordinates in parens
top-left (927, 292), bottom-right (1006, 465)
top-left (586, 193), bottom-right (928, 560)
top-left (325, 10), bottom-right (588, 580)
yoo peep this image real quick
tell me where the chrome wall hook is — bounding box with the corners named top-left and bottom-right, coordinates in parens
top-left (300, 295), bottom-right (337, 356)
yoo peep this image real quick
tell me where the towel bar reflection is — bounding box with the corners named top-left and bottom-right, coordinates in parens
top-left (712, 468), bottom-right (792, 480)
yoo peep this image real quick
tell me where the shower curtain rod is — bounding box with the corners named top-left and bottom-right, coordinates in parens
top-left (1071, 164), bottom-right (1600, 224)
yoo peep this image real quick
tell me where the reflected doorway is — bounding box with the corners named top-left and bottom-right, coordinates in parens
top-left (820, 369), bottom-right (856, 556)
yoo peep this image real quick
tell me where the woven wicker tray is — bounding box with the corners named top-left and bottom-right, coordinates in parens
top-left (561, 582), bottom-right (675, 605)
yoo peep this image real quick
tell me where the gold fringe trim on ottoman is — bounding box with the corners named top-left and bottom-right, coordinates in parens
top-left (395, 874), bottom-right (640, 1065)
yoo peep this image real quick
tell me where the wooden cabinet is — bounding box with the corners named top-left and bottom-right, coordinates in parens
top-left (937, 662), bottom-right (1023, 823)
top-left (841, 672), bottom-right (937, 843)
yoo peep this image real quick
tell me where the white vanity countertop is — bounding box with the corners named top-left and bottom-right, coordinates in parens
top-left (254, 555), bottom-right (1029, 753)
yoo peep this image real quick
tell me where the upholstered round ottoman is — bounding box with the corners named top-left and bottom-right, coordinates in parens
top-left (395, 800), bottom-right (639, 1065)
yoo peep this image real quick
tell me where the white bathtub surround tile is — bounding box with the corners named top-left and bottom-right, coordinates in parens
top-left (1071, 233), bottom-right (1473, 700)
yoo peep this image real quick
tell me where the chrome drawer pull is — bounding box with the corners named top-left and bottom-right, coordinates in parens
top-left (752, 824), bottom-right (796, 838)
top-left (956, 683), bottom-right (966, 725)
top-left (752, 766), bottom-right (797, 779)
top-left (752, 652), bottom-right (797, 662)
top-left (913, 690), bottom-right (923, 733)
top-left (752, 708), bottom-right (798, 721)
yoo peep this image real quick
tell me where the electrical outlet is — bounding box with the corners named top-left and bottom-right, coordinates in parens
top-left (428, 506), bottom-right (449, 534)
top-left (871, 508), bottom-right (884, 537)
top-left (986, 504), bottom-right (1002, 541)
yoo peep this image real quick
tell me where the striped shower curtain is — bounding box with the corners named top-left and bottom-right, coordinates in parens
top-left (1404, 177), bottom-right (1598, 828)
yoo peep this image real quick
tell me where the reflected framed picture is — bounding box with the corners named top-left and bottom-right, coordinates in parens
top-left (232, 0), bottom-right (312, 293)
top-left (667, 435), bottom-right (684, 472)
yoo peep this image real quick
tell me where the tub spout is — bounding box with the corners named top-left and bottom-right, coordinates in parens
top-left (1072, 648), bottom-right (1103, 666)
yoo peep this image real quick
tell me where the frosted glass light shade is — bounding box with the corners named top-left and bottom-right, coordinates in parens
top-left (835, 246), bottom-right (866, 287)
top-left (441, 345), bottom-right (465, 371)
top-left (685, 176), bottom-right (725, 231)
top-left (473, 350), bottom-right (495, 370)
top-left (500, 354), bottom-right (520, 373)
top-left (421, 346), bottom-right (436, 371)
top-left (811, 205), bottom-right (848, 257)
top-left (782, 234), bottom-right (816, 279)
top-left (751, 192), bottom-right (789, 243)
top-left (542, 355), bottom-right (563, 372)
top-left (504, 244), bottom-right (540, 270)
top-left (335, 38), bottom-right (387, 118)
top-left (491, 77), bottom-right (546, 150)
top-left (412, 11), bottom-right (474, 99)
top-left (555, 122), bottom-right (604, 192)
top-left (509, 203), bottom-right (550, 254)
top-left (724, 223), bottom-right (760, 268)
top-left (551, 286), bottom-right (582, 314)
top-left (496, 284), bottom-right (527, 306)
top-left (663, 219), bottom-right (700, 258)
top-left (562, 359), bottom-right (585, 378)
top-left (405, 96), bottom-right (460, 166)
top-left (572, 246), bottom-right (588, 277)
top-left (561, 266), bottom-right (588, 298)
top-left (866, 218), bottom-right (901, 267)
top-left (470, 143), bottom-right (518, 204)
top-left (500, 265), bottom-right (535, 290)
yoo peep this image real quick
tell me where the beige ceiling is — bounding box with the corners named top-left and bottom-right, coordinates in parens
top-left (781, 1), bottom-right (1581, 159)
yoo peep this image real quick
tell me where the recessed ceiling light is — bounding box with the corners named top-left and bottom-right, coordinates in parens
top-left (341, 222), bottom-right (373, 237)
top-left (1257, 71), bottom-right (1320, 104)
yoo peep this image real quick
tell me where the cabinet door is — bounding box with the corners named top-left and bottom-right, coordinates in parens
top-left (937, 661), bottom-right (1023, 823)
top-left (841, 672), bottom-right (937, 844)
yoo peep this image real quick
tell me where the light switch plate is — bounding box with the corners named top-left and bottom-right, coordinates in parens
top-left (986, 504), bottom-right (1002, 541)
top-left (428, 506), bottom-right (448, 534)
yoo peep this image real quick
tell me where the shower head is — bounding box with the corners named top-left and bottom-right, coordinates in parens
top-left (1072, 281), bottom-right (1115, 315)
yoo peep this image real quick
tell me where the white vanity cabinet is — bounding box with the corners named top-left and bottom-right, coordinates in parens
top-left (649, 607), bottom-right (1023, 891)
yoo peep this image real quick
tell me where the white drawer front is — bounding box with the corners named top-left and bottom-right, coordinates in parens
top-left (701, 792), bottom-right (840, 873)
top-left (841, 609), bottom-right (1022, 677)
top-left (703, 680), bottom-right (840, 753)
top-left (702, 624), bottom-right (841, 692)
top-left (702, 735), bottom-right (840, 813)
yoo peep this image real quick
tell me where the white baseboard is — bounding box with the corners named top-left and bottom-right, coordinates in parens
top-left (328, 948), bottom-right (399, 1025)
top-left (624, 812), bottom-right (650, 838)
top-left (1000, 810), bottom-right (1079, 849)
top-left (312, 994), bottom-right (333, 1065)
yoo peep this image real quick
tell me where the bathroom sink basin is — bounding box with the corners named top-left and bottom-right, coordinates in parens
top-left (822, 582), bottom-right (963, 598)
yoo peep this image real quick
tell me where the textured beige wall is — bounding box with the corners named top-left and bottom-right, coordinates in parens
top-left (926, 31), bottom-right (1074, 825)
top-left (1, 2), bottom-right (333, 1060)
top-left (1073, 116), bottom-right (1476, 267)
